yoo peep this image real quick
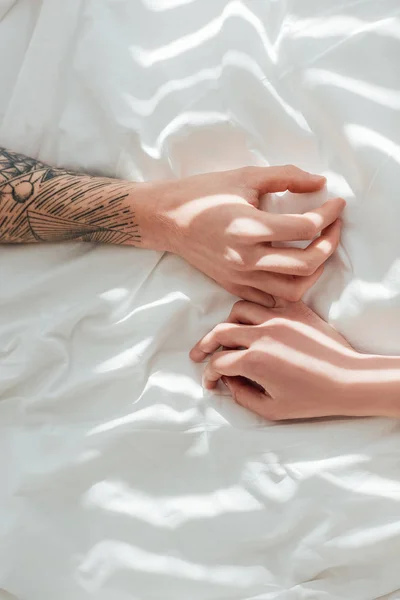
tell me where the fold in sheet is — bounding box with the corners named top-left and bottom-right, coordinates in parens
top-left (1, 1), bottom-right (400, 599)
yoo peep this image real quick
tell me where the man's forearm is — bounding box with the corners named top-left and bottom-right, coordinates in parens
top-left (0, 153), bottom-right (348, 306)
top-left (0, 147), bottom-right (142, 245)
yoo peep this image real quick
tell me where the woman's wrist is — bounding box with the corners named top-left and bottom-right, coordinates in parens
top-left (342, 353), bottom-right (400, 418)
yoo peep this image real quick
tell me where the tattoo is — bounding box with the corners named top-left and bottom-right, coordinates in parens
top-left (0, 147), bottom-right (141, 244)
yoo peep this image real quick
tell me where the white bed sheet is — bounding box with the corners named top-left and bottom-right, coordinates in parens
top-left (1, 1), bottom-right (400, 598)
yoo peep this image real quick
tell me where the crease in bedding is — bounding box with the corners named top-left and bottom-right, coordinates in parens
top-left (1, 1), bottom-right (400, 599)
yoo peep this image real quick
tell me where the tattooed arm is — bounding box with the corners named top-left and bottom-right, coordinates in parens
top-left (0, 147), bottom-right (345, 305)
top-left (0, 147), bottom-right (143, 245)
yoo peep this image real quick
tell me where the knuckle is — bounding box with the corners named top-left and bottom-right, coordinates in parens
top-left (225, 224), bottom-right (242, 240)
top-left (282, 164), bottom-right (300, 181)
top-left (288, 262), bottom-right (311, 277)
top-left (298, 258), bottom-right (317, 276)
top-left (243, 347), bottom-right (264, 369)
top-left (214, 323), bottom-right (231, 337)
top-left (240, 251), bottom-right (252, 269)
top-left (238, 166), bottom-right (255, 183)
top-left (225, 249), bottom-right (247, 270)
top-left (235, 257), bottom-right (251, 272)
top-left (236, 261), bottom-right (250, 273)
top-left (261, 317), bottom-right (286, 335)
top-left (240, 166), bottom-right (252, 176)
top-left (235, 300), bottom-right (249, 310)
top-left (243, 188), bottom-right (259, 206)
top-left (299, 220), bottom-right (318, 239)
top-left (226, 223), bottom-right (251, 244)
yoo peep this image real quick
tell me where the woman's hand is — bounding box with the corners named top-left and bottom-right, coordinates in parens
top-left (190, 301), bottom-right (384, 421)
top-left (141, 166), bottom-right (345, 306)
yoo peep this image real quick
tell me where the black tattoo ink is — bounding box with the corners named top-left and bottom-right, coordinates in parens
top-left (0, 147), bottom-right (141, 245)
top-left (26, 210), bottom-right (134, 244)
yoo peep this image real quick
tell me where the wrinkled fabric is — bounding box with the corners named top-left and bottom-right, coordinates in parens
top-left (1, 1), bottom-right (400, 599)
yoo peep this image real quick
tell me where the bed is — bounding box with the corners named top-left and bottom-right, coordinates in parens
top-left (1, 1), bottom-right (400, 598)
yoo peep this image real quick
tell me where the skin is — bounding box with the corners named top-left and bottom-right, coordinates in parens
top-left (190, 301), bottom-right (400, 421)
top-left (2, 149), bottom-right (399, 418)
top-left (144, 167), bottom-right (345, 306)
top-left (0, 148), bottom-right (345, 305)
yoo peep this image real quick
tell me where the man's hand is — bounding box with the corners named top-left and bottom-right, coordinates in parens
top-left (0, 148), bottom-right (344, 306)
top-left (190, 301), bottom-right (381, 421)
top-left (143, 166), bottom-right (345, 306)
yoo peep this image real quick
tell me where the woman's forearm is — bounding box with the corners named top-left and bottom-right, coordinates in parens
top-left (349, 355), bottom-right (400, 418)
top-left (0, 147), bottom-right (147, 246)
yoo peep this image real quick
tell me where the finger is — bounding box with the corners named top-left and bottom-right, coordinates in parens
top-left (202, 350), bottom-right (247, 389)
top-left (254, 218), bottom-right (342, 275)
top-left (263, 197), bottom-right (346, 242)
top-left (229, 284), bottom-right (277, 308)
top-left (245, 264), bottom-right (324, 302)
top-left (190, 323), bottom-right (253, 363)
top-left (246, 165), bottom-right (326, 195)
top-left (230, 301), bottom-right (310, 328)
top-left (227, 301), bottom-right (275, 325)
top-left (221, 376), bottom-right (271, 417)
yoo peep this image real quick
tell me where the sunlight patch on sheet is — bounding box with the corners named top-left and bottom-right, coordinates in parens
top-left (95, 338), bottom-right (153, 373)
top-left (305, 69), bottom-right (400, 110)
top-left (323, 471), bottom-right (400, 502)
top-left (334, 521), bottom-right (400, 549)
top-left (130, 1), bottom-right (277, 67)
top-left (290, 454), bottom-right (368, 477)
top-left (86, 411), bottom-right (142, 436)
top-left (83, 480), bottom-right (262, 527)
top-left (142, 0), bottom-right (196, 10)
top-left (78, 540), bottom-right (266, 591)
top-left (148, 371), bottom-right (200, 396)
top-left (124, 66), bottom-right (222, 116)
top-left (126, 49), bottom-right (308, 130)
top-left (291, 15), bottom-right (400, 41)
top-left (345, 124), bottom-right (400, 165)
top-left (227, 50), bottom-right (310, 131)
top-left (141, 111), bottom-right (229, 159)
top-left (100, 287), bottom-right (129, 302)
top-left (88, 403), bottom-right (199, 435)
top-left (323, 169), bottom-right (355, 199)
top-left (115, 291), bottom-right (187, 324)
top-left (76, 449), bottom-right (101, 464)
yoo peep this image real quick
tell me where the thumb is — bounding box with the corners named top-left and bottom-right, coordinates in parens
top-left (222, 376), bottom-right (268, 417)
